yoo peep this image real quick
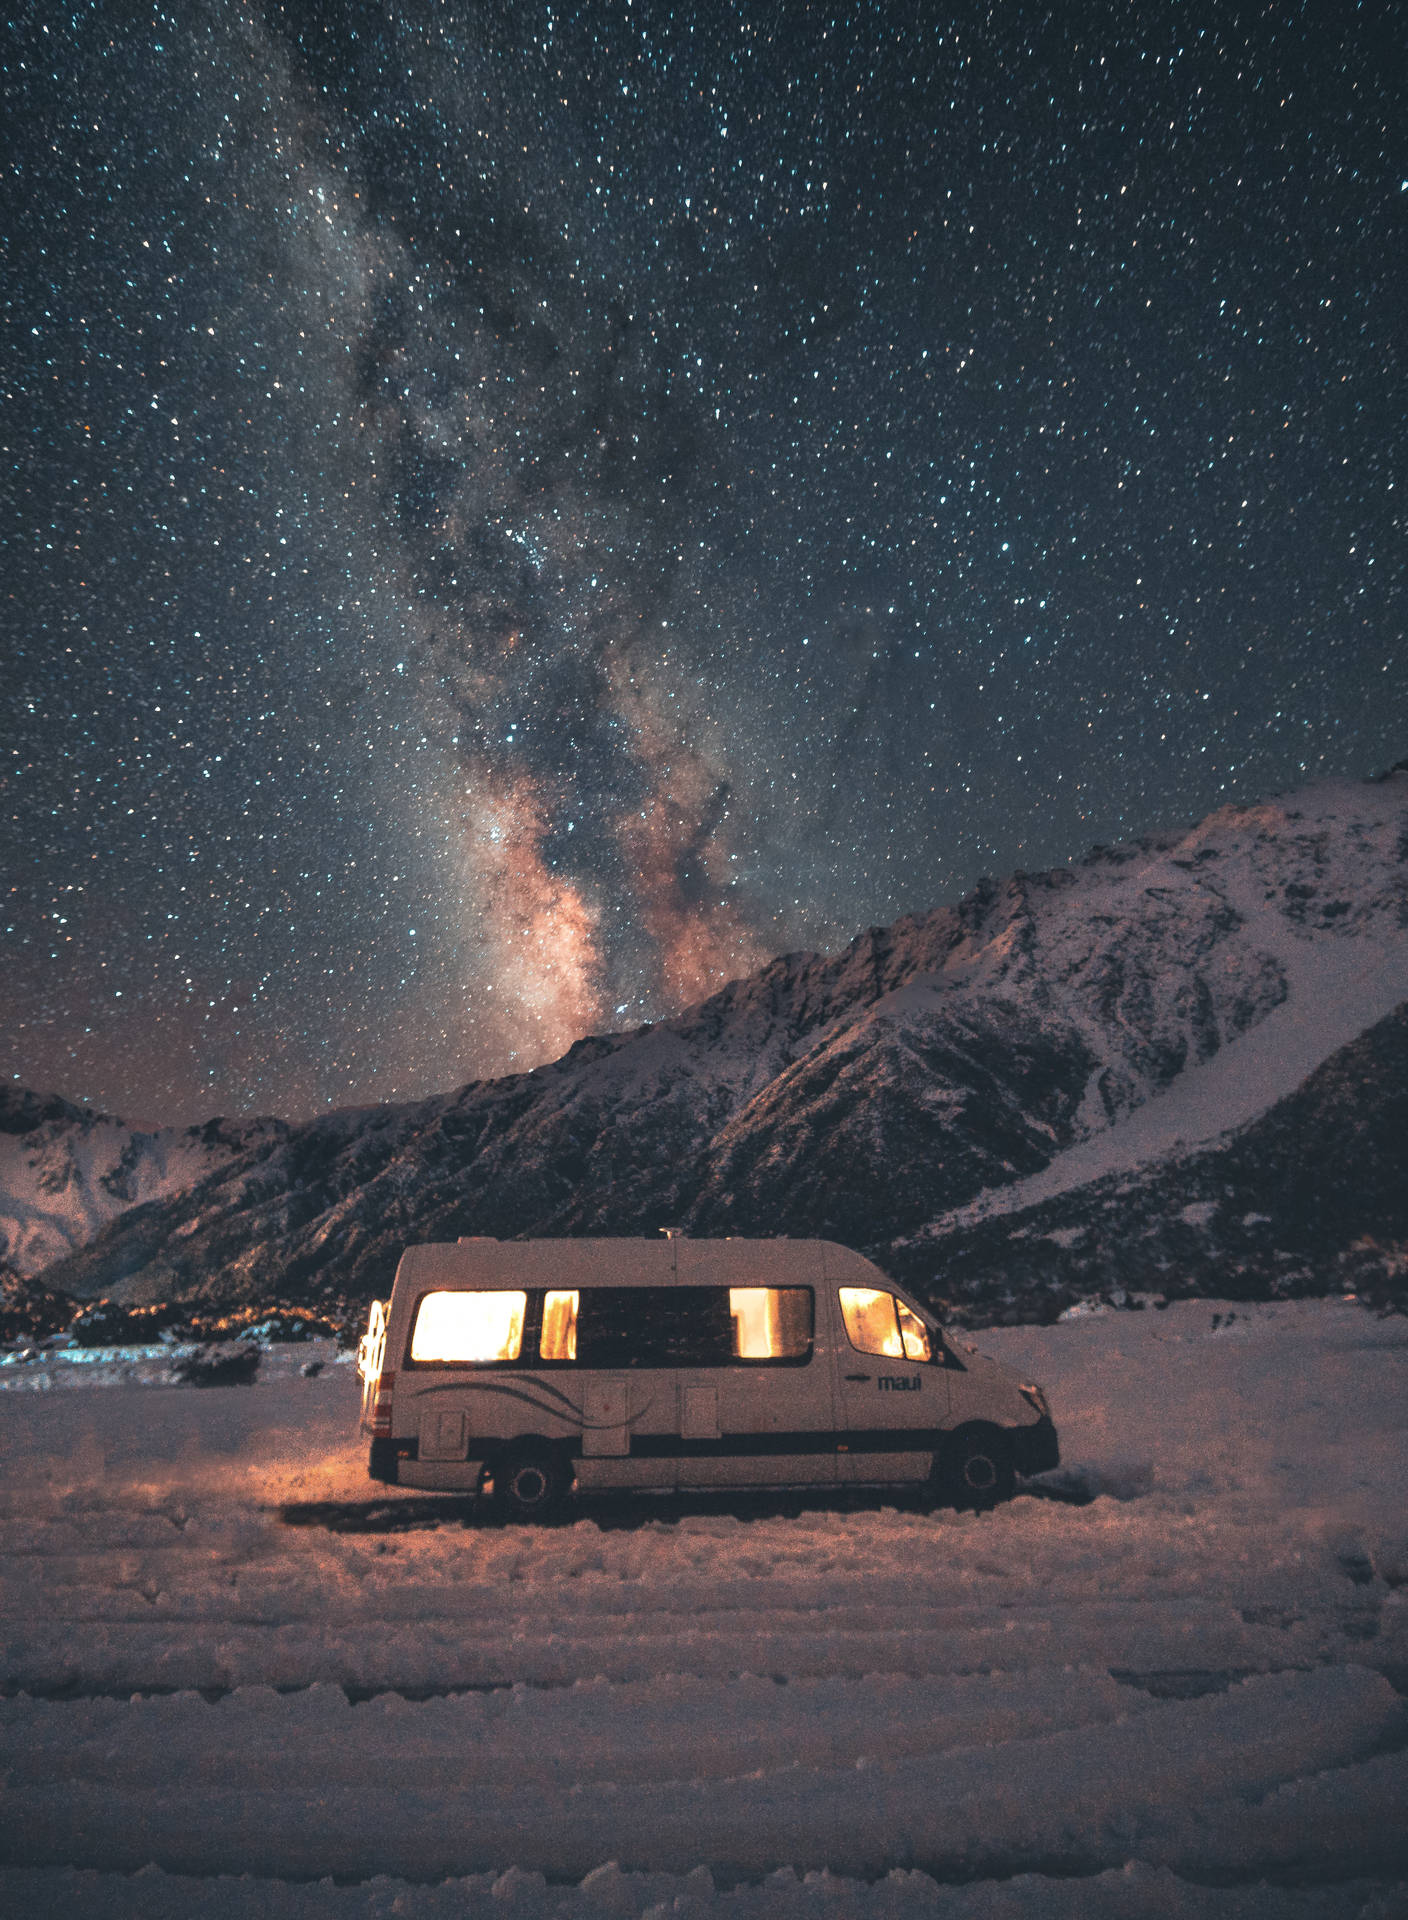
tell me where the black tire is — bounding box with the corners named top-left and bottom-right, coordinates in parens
top-left (495, 1446), bottom-right (569, 1521)
top-left (940, 1428), bottom-right (1015, 1512)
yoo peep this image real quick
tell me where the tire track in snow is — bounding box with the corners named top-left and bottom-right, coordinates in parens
top-left (1, 1668), bottom-right (1157, 1792)
top-left (4, 1581), bottom-right (1396, 1696)
top-left (3, 1667), bottom-right (1404, 1882)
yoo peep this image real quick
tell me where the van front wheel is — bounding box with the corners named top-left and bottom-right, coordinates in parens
top-left (940, 1428), bottom-right (1015, 1512)
top-left (495, 1446), bottom-right (569, 1522)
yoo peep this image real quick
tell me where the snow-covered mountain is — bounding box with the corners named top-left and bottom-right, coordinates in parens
top-left (0, 1088), bottom-right (286, 1280)
top-left (19, 762), bottom-right (1408, 1321)
top-left (897, 997), bottom-right (1408, 1319)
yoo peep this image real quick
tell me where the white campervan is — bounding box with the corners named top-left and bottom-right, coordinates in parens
top-left (357, 1237), bottom-right (1057, 1518)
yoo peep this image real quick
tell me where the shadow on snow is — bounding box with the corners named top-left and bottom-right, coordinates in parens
top-left (275, 1477), bottom-right (1093, 1535)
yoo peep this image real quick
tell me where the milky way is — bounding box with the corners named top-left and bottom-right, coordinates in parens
top-left (3, 1), bottom-right (1404, 1123)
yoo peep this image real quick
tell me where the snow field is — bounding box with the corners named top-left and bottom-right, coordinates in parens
top-left (2, 1302), bottom-right (1406, 1914)
top-left (6, 1859), bottom-right (1407, 1920)
top-left (4, 1665), bottom-right (1406, 1882)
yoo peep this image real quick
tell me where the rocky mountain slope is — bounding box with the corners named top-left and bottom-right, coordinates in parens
top-left (0, 1088), bottom-right (285, 1280)
top-left (890, 998), bottom-right (1408, 1318)
top-left (14, 763), bottom-right (1408, 1324)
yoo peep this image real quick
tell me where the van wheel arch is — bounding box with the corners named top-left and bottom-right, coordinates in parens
top-left (937, 1423), bottom-right (1015, 1512)
top-left (491, 1438), bottom-right (573, 1522)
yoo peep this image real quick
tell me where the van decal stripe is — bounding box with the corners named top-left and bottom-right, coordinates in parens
top-left (410, 1376), bottom-right (589, 1417)
top-left (409, 1379), bottom-right (636, 1430)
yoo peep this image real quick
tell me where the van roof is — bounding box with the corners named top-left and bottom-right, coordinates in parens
top-left (393, 1237), bottom-right (885, 1291)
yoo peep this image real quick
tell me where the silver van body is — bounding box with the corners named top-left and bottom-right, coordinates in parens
top-left (357, 1237), bottom-right (1058, 1514)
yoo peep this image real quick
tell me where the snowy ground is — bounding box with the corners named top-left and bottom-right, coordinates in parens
top-left (2, 1302), bottom-right (1407, 1918)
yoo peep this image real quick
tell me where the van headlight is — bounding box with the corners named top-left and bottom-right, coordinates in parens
top-left (1019, 1382), bottom-right (1050, 1418)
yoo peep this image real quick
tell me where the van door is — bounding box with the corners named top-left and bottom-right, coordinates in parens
top-left (830, 1283), bottom-right (950, 1484)
top-left (673, 1244), bottom-right (839, 1487)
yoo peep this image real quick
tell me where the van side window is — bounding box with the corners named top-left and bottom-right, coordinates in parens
top-left (576, 1287), bottom-right (733, 1368)
top-left (838, 1287), bottom-right (933, 1363)
top-left (895, 1299), bottom-right (933, 1362)
top-left (729, 1287), bottom-right (812, 1360)
top-left (540, 1289), bottom-right (578, 1361)
top-left (410, 1290), bottom-right (525, 1364)
top-left (408, 1285), bottom-right (816, 1369)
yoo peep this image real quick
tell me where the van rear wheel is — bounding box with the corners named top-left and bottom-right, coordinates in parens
top-left (495, 1446), bottom-right (569, 1522)
top-left (940, 1428), bottom-right (1015, 1512)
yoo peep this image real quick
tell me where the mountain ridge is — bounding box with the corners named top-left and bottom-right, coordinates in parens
top-left (8, 762), bottom-right (1407, 1323)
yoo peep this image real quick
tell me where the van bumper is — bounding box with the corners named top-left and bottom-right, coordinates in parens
top-left (369, 1436), bottom-right (418, 1484)
top-left (1013, 1415), bottom-right (1060, 1478)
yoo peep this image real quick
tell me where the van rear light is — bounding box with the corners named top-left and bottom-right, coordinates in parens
top-left (371, 1370), bottom-right (396, 1436)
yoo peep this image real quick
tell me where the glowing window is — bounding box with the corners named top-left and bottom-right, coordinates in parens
top-left (839, 1286), bottom-right (905, 1359)
top-left (728, 1287), bottom-right (812, 1360)
top-left (540, 1289), bottom-right (579, 1361)
top-left (896, 1299), bottom-right (933, 1363)
top-left (410, 1290), bottom-right (525, 1364)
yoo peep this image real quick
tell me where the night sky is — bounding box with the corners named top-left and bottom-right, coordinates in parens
top-left (3, 1), bottom-right (1403, 1126)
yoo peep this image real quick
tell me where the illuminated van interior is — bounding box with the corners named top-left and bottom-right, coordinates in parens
top-left (406, 1284), bottom-right (817, 1366)
top-left (540, 1289), bottom-right (578, 1361)
top-left (729, 1286), bottom-right (811, 1359)
top-left (409, 1289), bottom-right (526, 1364)
top-left (838, 1286), bottom-right (932, 1362)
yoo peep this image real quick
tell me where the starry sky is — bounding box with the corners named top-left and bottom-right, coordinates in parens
top-left (3, 0), bottom-right (1404, 1126)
